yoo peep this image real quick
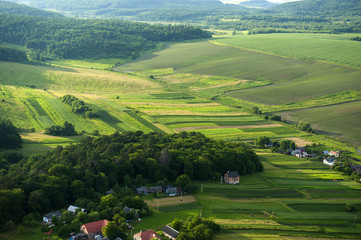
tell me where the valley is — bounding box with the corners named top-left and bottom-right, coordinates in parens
top-left (1, 0), bottom-right (361, 239)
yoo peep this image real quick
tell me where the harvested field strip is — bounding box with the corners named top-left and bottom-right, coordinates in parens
top-left (214, 219), bottom-right (280, 226)
top-left (145, 196), bottom-right (196, 207)
top-left (143, 110), bottom-right (249, 116)
top-left (120, 102), bottom-right (220, 106)
top-left (125, 104), bottom-right (237, 113)
top-left (174, 124), bottom-right (282, 132)
top-left (156, 115), bottom-right (264, 124)
top-left (286, 137), bottom-right (313, 147)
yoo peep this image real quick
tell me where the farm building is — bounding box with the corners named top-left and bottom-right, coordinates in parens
top-left (133, 230), bottom-right (159, 240)
top-left (80, 219), bottom-right (109, 239)
top-left (163, 225), bottom-right (179, 240)
top-left (224, 171), bottom-right (240, 184)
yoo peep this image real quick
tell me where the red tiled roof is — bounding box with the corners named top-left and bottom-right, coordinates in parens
top-left (135, 230), bottom-right (159, 240)
top-left (81, 219), bottom-right (109, 234)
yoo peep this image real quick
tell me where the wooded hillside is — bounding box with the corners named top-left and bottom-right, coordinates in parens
top-left (0, 13), bottom-right (211, 60)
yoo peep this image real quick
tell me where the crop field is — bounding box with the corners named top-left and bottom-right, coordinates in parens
top-left (129, 153), bottom-right (361, 239)
top-left (117, 40), bottom-right (361, 105)
top-left (213, 33), bottom-right (361, 68)
top-left (284, 101), bottom-right (361, 146)
top-left (114, 36), bottom-right (361, 146)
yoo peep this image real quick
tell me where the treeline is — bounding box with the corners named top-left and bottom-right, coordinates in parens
top-left (0, 131), bottom-right (262, 226)
top-left (0, 45), bottom-right (28, 63)
top-left (60, 95), bottom-right (98, 118)
top-left (0, 119), bottom-right (22, 149)
top-left (205, 14), bottom-right (361, 34)
top-left (0, 13), bottom-right (211, 61)
top-left (44, 121), bottom-right (78, 136)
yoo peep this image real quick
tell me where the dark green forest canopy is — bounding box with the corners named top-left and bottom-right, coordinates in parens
top-left (0, 119), bottom-right (22, 149)
top-left (0, 13), bottom-right (211, 60)
top-left (0, 45), bottom-right (28, 63)
top-left (0, 131), bottom-right (261, 224)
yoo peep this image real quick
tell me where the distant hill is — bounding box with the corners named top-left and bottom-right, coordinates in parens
top-left (269, 0), bottom-right (361, 16)
top-left (0, 1), bottom-right (63, 17)
top-left (6, 0), bottom-right (248, 20)
top-left (239, 0), bottom-right (276, 9)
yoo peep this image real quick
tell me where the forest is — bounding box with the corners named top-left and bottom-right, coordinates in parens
top-left (0, 45), bottom-right (28, 63)
top-left (0, 131), bottom-right (262, 227)
top-left (0, 13), bottom-right (211, 60)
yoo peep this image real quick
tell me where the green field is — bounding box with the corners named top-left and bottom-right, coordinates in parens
top-left (284, 101), bottom-right (361, 145)
top-left (115, 35), bottom-right (361, 146)
top-left (213, 33), bottom-right (361, 69)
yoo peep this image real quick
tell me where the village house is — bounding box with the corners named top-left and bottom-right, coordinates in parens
top-left (166, 187), bottom-right (181, 196)
top-left (323, 157), bottom-right (335, 166)
top-left (329, 151), bottom-right (339, 157)
top-left (80, 219), bottom-right (109, 240)
top-left (224, 171), bottom-right (240, 184)
top-left (68, 205), bottom-right (85, 214)
top-left (135, 186), bottom-right (149, 195)
top-left (133, 230), bottom-right (159, 240)
top-left (149, 186), bottom-right (163, 194)
top-left (43, 211), bottom-right (61, 224)
top-left (163, 225), bottom-right (179, 240)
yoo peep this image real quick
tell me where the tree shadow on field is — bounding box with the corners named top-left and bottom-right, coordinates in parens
top-left (97, 110), bottom-right (124, 132)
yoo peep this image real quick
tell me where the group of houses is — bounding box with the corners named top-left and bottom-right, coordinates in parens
top-left (68, 219), bottom-right (179, 240)
top-left (135, 185), bottom-right (182, 197)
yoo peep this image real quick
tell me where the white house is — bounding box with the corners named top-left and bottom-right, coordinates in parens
top-left (67, 205), bottom-right (85, 214)
top-left (323, 157), bottom-right (335, 166)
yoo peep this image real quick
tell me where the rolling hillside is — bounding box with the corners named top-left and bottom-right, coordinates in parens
top-left (0, 0), bottom-right (63, 17)
top-left (269, 0), bottom-right (361, 16)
